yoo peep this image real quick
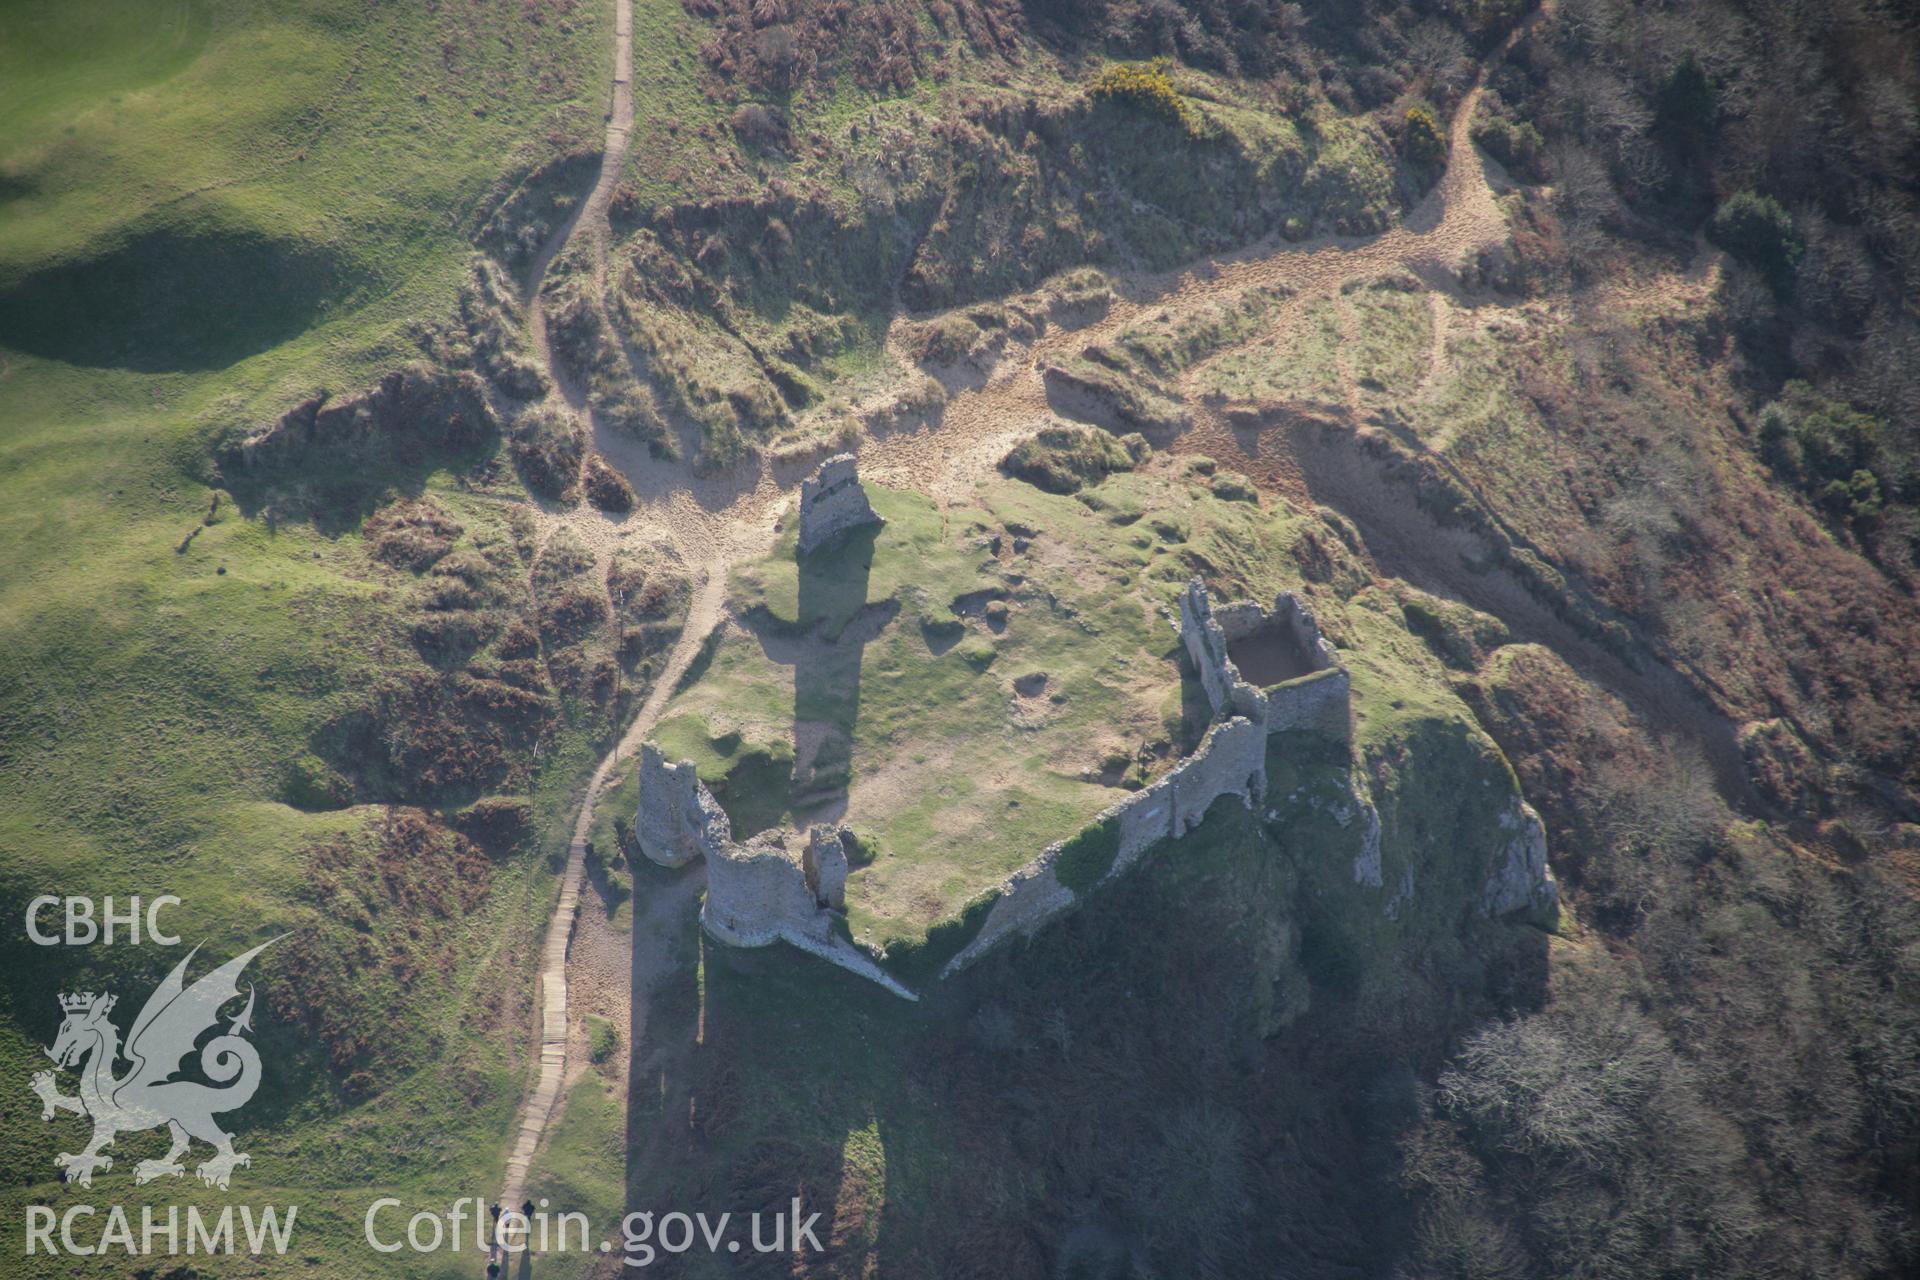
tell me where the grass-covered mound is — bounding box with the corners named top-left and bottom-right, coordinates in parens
top-left (1001, 423), bottom-right (1149, 493)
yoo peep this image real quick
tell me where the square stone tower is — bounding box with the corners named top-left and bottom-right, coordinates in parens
top-left (797, 453), bottom-right (883, 556)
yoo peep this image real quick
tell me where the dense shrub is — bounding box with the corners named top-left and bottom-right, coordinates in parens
top-left (537, 583), bottom-right (608, 649)
top-left (1090, 59), bottom-right (1191, 131)
top-left (729, 103), bottom-right (787, 149)
top-left (363, 499), bottom-right (463, 571)
top-left (508, 402), bottom-right (586, 500)
top-left (1756, 382), bottom-right (1907, 526)
top-left (878, 889), bottom-right (1001, 984)
top-left (1054, 814), bottom-right (1122, 891)
top-left (1655, 52), bottom-right (1715, 135)
top-left (1401, 103), bottom-right (1446, 168)
top-left (583, 453), bottom-right (636, 512)
top-left (450, 796), bottom-right (533, 853)
top-left (1708, 191), bottom-right (1800, 290)
top-left (1472, 112), bottom-right (1547, 182)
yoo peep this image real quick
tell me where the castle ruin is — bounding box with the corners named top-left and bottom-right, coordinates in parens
top-left (634, 573), bottom-right (1552, 996)
top-left (796, 454), bottom-right (883, 556)
top-left (1177, 577), bottom-right (1351, 739)
top-left (635, 741), bottom-right (914, 998)
top-left (939, 579), bottom-right (1354, 974)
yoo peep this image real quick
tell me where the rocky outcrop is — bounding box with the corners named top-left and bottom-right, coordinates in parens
top-left (1482, 798), bottom-right (1559, 920)
top-left (796, 454), bottom-right (883, 556)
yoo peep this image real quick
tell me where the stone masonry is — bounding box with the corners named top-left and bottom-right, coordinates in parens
top-left (639, 578), bottom-right (1552, 995)
top-left (1179, 576), bottom-right (1352, 738)
top-left (634, 743), bottom-right (913, 999)
top-left (804, 826), bottom-right (850, 910)
top-left (635, 747), bottom-right (730, 869)
top-left (942, 714), bottom-right (1269, 975)
top-left (796, 453), bottom-right (883, 556)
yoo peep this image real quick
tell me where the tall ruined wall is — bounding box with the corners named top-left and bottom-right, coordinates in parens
top-left (635, 744), bottom-right (732, 869)
top-left (633, 744), bottom-right (915, 998)
top-left (796, 453), bottom-right (883, 556)
top-left (1214, 591), bottom-right (1339, 671)
top-left (803, 826), bottom-right (849, 909)
top-left (1181, 577), bottom-right (1351, 740)
top-left (702, 830), bottom-right (834, 947)
top-left (1179, 578), bottom-right (1268, 722)
top-left (943, 715), bottom-right (1268, 975)
top-left (1266, 666), bottom-right (1352, 737)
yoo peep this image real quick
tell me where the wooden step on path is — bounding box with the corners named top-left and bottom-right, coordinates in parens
top-left (498, 834), bottom-right (586, 1213)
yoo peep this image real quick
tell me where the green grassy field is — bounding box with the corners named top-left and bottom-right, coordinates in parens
top-left (0, 2), bottom-right (618, 1273)
top-left (0, 0), bottom-right (609, 369)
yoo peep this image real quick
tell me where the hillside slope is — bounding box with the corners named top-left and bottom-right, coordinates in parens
top-left (1, 1), bottom-right (1917, 1278)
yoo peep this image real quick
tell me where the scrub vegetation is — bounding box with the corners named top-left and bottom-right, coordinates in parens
top-left (5, 0), bottom-right (1920, 1276)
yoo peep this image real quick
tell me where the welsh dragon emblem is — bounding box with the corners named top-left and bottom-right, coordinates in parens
top-left (30, 941), bottom-right (275, 1190)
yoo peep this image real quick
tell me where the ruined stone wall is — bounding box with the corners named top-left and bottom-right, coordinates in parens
top-left (803, 827), bottom-right (849, 909)
top-left (702, 830), bottom-right (833, 947)
top-left (796, 453), bottom-right (883, 556)
top-left (634, 744), bottom-right (916, 998)
top-left (938, 582), bottom-right (1353, 977)
top-left (1215, 592), bottom-right (1339, 672)
top-left (943, 715), bottom-right (1268, 975)
top-left (1265, 666), bottom-right (1352, 738)
top-left (635, 745), bottom-right (731, 869)
top-left (1180, 577), bottom-right (1351, 740)
top-left (1178, 578), bottom-right (1268, 722)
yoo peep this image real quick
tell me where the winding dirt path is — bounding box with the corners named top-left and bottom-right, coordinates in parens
top-left (496, 0), bottom-right (647, 1225)
top-left (494, 1), bottom-right (1538, 1230)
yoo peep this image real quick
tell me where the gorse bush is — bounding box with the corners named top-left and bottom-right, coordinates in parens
top-left (1090, 58), bottom-right (1192, 131)
top-left (1756, 381), bottom-right (1907, 525)
top-left (1402, 103), bottom-right (1446, 168)
top-left (508, 402), bottom-right (585, 501)
top-left (1472, 111), bottom-right (1546, 182)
